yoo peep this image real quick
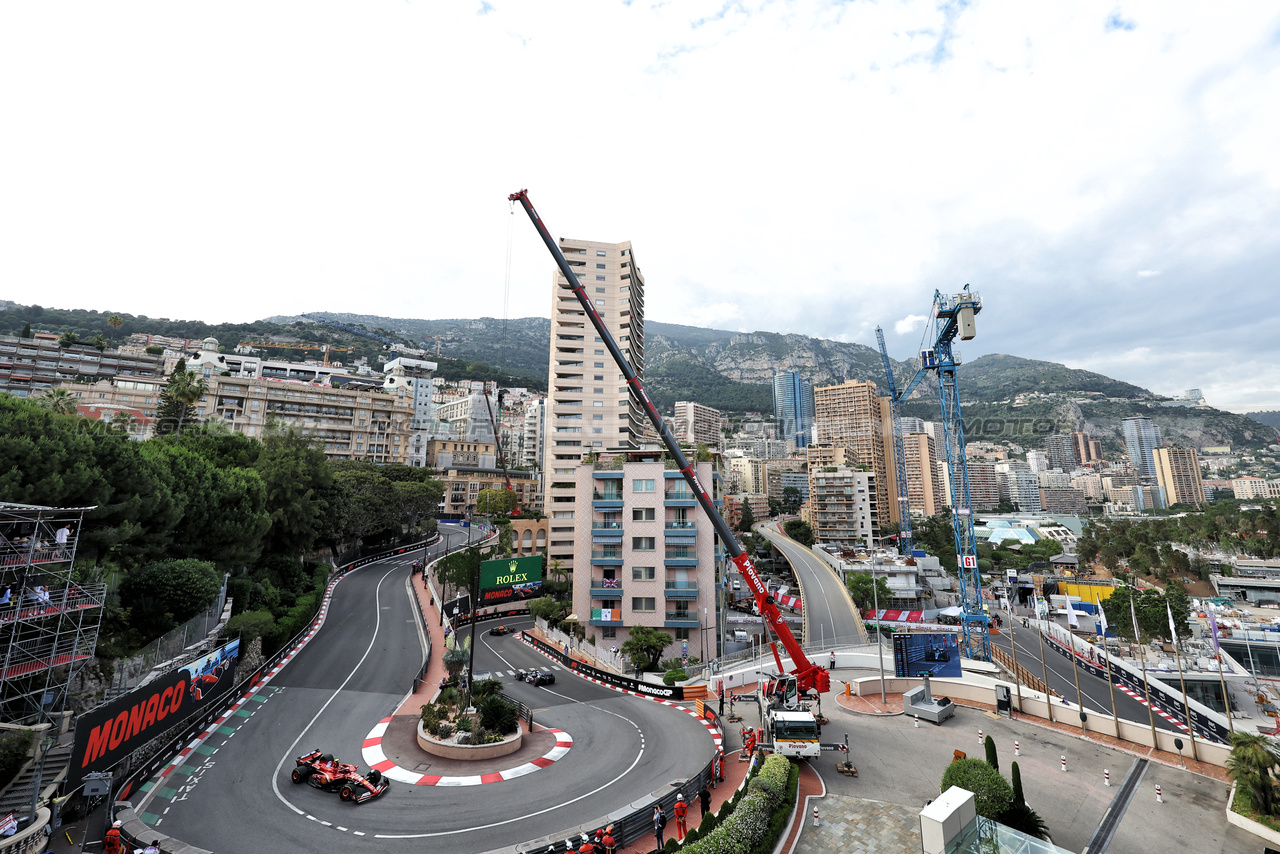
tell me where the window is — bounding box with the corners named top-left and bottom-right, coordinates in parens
top-left (633, 479), bottom-right (655, 492)
top-left (675, 628), bottom-right (691, 640)
top-left (595, 287), bottom-right (605, 293)
top-left (595, 299), bottom-right (605, 306)
top-left (632, 537), bottom-right (655, 551)
top-left (602, 626), bottom-right (617, 639)
top-left (593, 401), bottom-right (604, 407)
top-left (597, 263), bottom-right (606, 269)
top-left (597, 250), bottom-right (607, 256)
top-left (593, 388), bottom-right (604, 394)
top-left (594, 375), bottom-right (604, 380)
top-left (632, 566), bottom-right (655, 580)
top-left (631, 597), bottom-right (656, 612)
top-left (633, 507), bottom-right (655, 521)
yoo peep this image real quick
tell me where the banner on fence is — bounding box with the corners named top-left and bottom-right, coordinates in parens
top-left (70, 638), bottom-right (240, 786)
top-left (522, 632), bottom-right (685, 700)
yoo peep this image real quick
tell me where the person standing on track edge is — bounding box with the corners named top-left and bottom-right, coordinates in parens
top-left (830, 650), bottom-right (836, 670)
top-left (652, 804), bottom-right (666, 851)
top-left (699, 783), bottom-right (711, 819)
top-left (103, 820), bottom-right (123, 854)
top-left (673, 793), bottom-right (689, 841)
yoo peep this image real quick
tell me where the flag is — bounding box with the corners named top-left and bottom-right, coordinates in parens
top-left (602, 577), bottom-right (620, 588)
top-left (1167, 602), bottom-right (1178, 644)
top-left (1097, 598), bottom-right (1109, 637)
top-left (1067, 601), bottom-right (1080, 629)
top-left (1130, 597), bottom-right (1141, 642)
top-left (1208, 609), bottom-right (1221, 654)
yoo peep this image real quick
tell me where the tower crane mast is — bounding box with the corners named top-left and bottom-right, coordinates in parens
top-left (887, 286), bottom-right (989, 662)
top-left (875, 326), bottom-right (913, 556)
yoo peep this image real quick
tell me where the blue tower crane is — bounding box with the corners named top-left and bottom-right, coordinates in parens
top-left (875, 326), bottom-right (913, 556)
top-left (886, 286), bottom-right (989, 662)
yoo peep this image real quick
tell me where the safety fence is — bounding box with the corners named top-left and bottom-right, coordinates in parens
top-left (499, 692), bottom-right (535, 730)
top-left (523, 632), bottom-right (688, 701)
top-left (990, 644), bottom-right (1059, 699)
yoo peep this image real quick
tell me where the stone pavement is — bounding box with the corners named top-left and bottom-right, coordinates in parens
top-left (794, 796), bottom-right (920, 854)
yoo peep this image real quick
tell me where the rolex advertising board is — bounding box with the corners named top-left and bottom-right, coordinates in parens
top-left (478, 555), bottom-right (544, 606)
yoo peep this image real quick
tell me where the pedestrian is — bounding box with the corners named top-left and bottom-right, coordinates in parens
top-left (673, 793), bottom-right (689, 841)
top-left (103, 820), bottom-right (123, 854)
top-left (55, 524), bottom-right (71, 557)
top-left (714, 747), bottom-right (724, 787)
top-left (829, 650), bottom-right (836, 670)
top-left (652, 805), bottom-right (666, 850)
top-left (699, 783), bottom-right (711, 818)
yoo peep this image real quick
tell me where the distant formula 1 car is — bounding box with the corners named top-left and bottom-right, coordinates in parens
top-left (489, 625), bottom-right (513, 636)
top-left (291, 749), bottom-right (391, 804)
top-left (525, 670), bottom-right (556, 686)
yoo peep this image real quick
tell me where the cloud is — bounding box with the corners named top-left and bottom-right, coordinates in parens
top-left (1106, 13), bottom-right (1136, 32)
top-left (895, 315), bottom-right (928, 335)
top-left (1137, 270), bottom-right (1160, 277)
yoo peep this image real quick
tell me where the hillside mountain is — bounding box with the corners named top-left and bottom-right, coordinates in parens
top-left (1246, 411), bottom-right (1280, 431)
top-left (7, 303), bottom-right (1276, 451)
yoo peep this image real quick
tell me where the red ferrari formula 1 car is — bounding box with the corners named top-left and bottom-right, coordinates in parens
top-left (291, 749), bottom-right (391, 804)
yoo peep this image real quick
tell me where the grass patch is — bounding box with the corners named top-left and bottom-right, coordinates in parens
top-left (1231, 784), bottom-right (1280, 835)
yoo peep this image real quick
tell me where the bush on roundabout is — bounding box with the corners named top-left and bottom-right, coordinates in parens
top-left (679, 754), bottom-right (797, 854)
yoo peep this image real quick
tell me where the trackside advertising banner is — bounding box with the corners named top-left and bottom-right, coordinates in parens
top-left (478, 555), bottom-right (544, 607)
top-left (70, 639), bottom-right (240, 786)
top-left (522, 632), bottom-right (685, 700)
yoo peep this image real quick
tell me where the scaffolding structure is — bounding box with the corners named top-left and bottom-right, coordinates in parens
top-left (0, 502), bottom-right (104, 724)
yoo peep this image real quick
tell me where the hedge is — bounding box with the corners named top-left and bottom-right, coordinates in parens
top-left (680, 755), bottom-right (797, 854)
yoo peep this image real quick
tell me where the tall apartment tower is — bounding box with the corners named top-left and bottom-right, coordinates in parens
top-left (1122, 417), bottom-right (1162, 479)
top-left (1154, 447), bottom-right (1205, 508)
top-left (1044, 434), bottom-right (1076, 471)
top-left (544, 238), bottom-right (647, 573)
top-left (902, 433), bottom-right (946, 518)
top-left (1070, 431), bottom-right (1102, 465)
top-left (814, 379), bottom-right (889, 538)
top-left (673, 401), bottom-right (724, 452)
top-left (773, 371), bottom-right (815, 449)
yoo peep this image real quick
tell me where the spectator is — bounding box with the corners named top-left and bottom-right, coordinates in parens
top-left (698, 784), bottom-right (711, 819)
top-left (652, 805), bottom-right (665, 850)
top-left (143, 841), bottom-right (160, 854)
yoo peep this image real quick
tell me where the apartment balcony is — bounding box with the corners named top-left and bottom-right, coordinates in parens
top-left (592, 490), bottom-right (624, 509)
top-left (663, 581), bottom-right (699, 600)
top-left (590, 581), bottom-right (624, 597)
top-left (664, 520), bottom-right (697, 530)
top-left (664, 550), bottom-right (698, 567)
top-left (590, 550), bottom-right (623, 565)
top-left (664, 490), bottom-right (698, 507)
top-left (588, 618), bottom-right (624, 627)
top-left (592, 520), bottom-right (624, 534)
top-left (663, 614), bottom-right (700, 629)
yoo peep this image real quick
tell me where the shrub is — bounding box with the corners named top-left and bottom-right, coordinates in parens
top-left (984, 735), bottom-right (999, 772)
top-left (227, 609), bottom-right (276, 644)
top-left (473, 678), bottom-right (504, 700)
top-left (685, 756), bottom-right (797, 854)
top-left (456, 717), bottom-right (473, 732)
top-left (941, 758), bottom-right (1014, 819)
top-left (434, 721), bottom-right (454, 739)
top-left (477, 696), bottom-right (518, 735)
top-left (664, 668), bottom-right (688, 686)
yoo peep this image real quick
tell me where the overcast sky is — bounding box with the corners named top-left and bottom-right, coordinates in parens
top-left (3, 2), bottom-right (1278, 412)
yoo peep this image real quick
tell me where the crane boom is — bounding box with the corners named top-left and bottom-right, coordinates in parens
top-left (875, 326), bottom-right (913, 555)
top-left (509, 189), bottom-right (829, 695)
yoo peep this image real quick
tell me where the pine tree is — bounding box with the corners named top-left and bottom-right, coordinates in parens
top-left (984, 735), bottom-right (999, 772)
top-left (19, 322), bottom-right (31, 339)
top-left (1011, 761), bottom-right (1025, 809)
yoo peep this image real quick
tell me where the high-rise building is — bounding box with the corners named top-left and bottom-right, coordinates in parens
top-left (965, 461), bottom-right (1001, 511)
top-left (808, 467), bottom-right (878, 547)
top-left (902, 433), bottom-right (945, 518)
top-left (1071, 431), bottom-right (1102, 465)
top-left (1025, 450), bottom-right (1049, 473)
top-left (1122, 417), bottom-right (1162, 479)
top-left (729, 456), bottom-right (768, 494)
top-left (1044, 434), bottom-right (1076, 471)
top-left (1153, 447), bottom-right (1205, 508)
top-left (572, 457), bottom-right (719, 651)
top-left (544, 238), bottom-right (647, 573)
top-left (814, 379), bottom-right (889, 528)
top-left (673, 401), bottom-right (724, 452)
top-left (773, 371), bottom-right (815, 449)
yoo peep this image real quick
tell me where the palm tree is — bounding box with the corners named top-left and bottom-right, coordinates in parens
top-left (109, 411), bottom-right (138, 433)
top-left (58, 331), bottom-right (79, 348)
top-left (107, 314), bottom-right (124, 337)
top-left (157, 369), bottom-right (208, 436)
top-left (38, 388), bottom-right (78, 416)
top-left (1227, 731), bottom-right (1280, 815)
top-left (90, 334), bottom-right (108, 352)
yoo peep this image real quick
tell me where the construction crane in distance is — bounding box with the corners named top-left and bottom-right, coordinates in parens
top-left (301, 314), bottom-right (427, 359)
top-left (883, 286), bottom-right (989, 663)
top-left (237, 340), bottom-right (351, 366)
top-left (875, 326), bottom-right (914, 556)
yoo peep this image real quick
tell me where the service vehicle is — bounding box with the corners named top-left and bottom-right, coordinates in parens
top-left (290, 749), bottom-right (391, 804)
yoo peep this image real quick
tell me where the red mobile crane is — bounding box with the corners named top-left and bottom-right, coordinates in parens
top-left (509, 190), bottom-right (829, 698)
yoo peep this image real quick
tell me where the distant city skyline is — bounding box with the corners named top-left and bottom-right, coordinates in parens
top-left (2, 3), bottom-right (1277, 412)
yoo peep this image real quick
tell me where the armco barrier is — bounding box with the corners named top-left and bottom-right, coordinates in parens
top-left (523, 632), bottom-right (686, 700)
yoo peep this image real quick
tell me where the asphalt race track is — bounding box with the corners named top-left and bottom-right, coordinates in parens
top-left (134, 555), bottom-right (714, 853)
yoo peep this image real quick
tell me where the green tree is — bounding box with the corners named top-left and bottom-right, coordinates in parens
top-left (19, 322), bottom-right (31, 339)
top-left (845, 572), bottom-right (892, 610)
top-left (621, 625), bottom-right (674, 672)
top-left (255, 424), bottom-right (337, 557)
top-left (107, 314), bottom-right (124, 337)
top-left (90, 334), bottom-right (109, 352)
top-left (476, 487), bottom-right (517, 516)
top-left (738, 500), bottom-right (756, 533)
top-left (984, 734), bottom-right (999, 772)
top-left (331, 466), bottom-right (400, 554)
top-left (781, 486), bottom-right (802, 513)
top-left (118, 558), bottom-right (222, 639)
top-left (1001, 761), bottom-right (1049, 839)
top-left (940, 758), bottom-right (1013, 819)
top-left (394, 479), bottom-right (443, 536)
top-left (155, 369), bottom-right (207, 436)
top-left (57, 331), bottom-right (79, 348)
top-left (37, 388), bottom-right (78, 416)
top-left (782, 519), bottom-right (814, 547)
top-left (1227, 731), bottom-right (1280, 816)
top-left (528, 595), bottom-right (566, 626)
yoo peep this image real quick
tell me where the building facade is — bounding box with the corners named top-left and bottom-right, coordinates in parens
top-left (572, 458), bottom-right (719, 651)
top-left (1122, 417), bottom-right (1162, 479)
top-left (772, 371), bottom-right (815, 449)
top-left (1044, 434), bottom-right (1076, 471)
top-left (1153, 447), bottom-right (1205, 508)
top-left (0, 334), bottom-right (162, 398)
top-left (808, 467), bottom-right (878, 547)
top-left (544, 238), bottom-right (648, 574)
top-left (813, 379), bottom-right (889, 525)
